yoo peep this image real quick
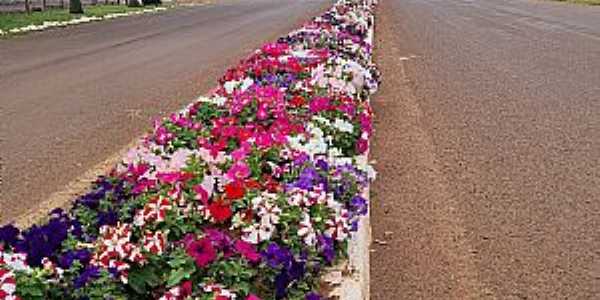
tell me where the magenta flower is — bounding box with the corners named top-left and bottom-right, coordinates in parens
top-left (256, 103), bottom-right (269, 120)
top-left (231, 142), bottom-right (251, 161)
top-left (255, 131), bottom-right (273, 149)
top-left (186, 238), bottom-right (217, 268)
top-left (246, 294), bottom-right (262, 300)
top-left (154, 126), bottom-right (174, 145)
top-left (226, 161), bottom-right (251, 180)
top-left (356, 138), bottom-right (369, 154)
top-left (309, 97), bottom-right (331, 113)
top-left (234, 240), bottom-right (261, 263)
top-left (156, 171), bottom-right (190, 185)
top-left (193, 184), bottom-right (210, 204)
top-left (359, 112), bottom-right (372, 135)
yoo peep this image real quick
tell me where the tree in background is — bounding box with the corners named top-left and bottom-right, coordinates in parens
top-left (69, 0), bottom-right (84, 13)
top-left (143, 0), bottom-right (161, 6)
top-left (128, 0), bottom-right (142, 7)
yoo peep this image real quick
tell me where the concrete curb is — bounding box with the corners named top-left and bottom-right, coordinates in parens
top-left (325, 6), bottom-right (376, 298)
top-left (324, 189), bottom-right (371, 300)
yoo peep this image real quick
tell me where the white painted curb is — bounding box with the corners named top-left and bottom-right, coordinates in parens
top-left (323, 192), bottom-right (371, 300)
top-left (324, 5), bottom-right (376, 297)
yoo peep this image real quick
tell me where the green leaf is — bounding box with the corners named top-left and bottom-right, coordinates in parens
top-left (166, 268), bottom-right (187, 287)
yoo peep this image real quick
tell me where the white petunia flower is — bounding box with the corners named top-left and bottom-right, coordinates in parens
top-left (333, 118), bottom-right (354, 133)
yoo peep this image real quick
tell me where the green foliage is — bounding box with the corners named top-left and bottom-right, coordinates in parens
top-left (15, 270), bottom-right (48, 300)
top-left (165, 249), bottom-right (197, 287)
top-left (127, 260), bottom-right (164, 296)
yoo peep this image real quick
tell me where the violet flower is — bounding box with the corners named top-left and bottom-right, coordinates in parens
top-left (350, 195), bottom-right (368, 216)
top-left (317, 235), bottom-right (335, 264)
top-left (74, 266), bottom-right (101, 289)
top-left (262, 243), bottom-right (292, 269)
top-left (305, 292), bottom-right (322, 300)
top-left (0, 224), bottom-right (20, 248)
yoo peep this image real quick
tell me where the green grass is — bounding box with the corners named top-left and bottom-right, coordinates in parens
top-left (553, 0), bottom-right (600, 5)
top-left (84, 4), bottom-right (149, 17)
top-left (0, 5), bottom-right (152, 32)
top-left (0, 9), bottom-right (71, 31)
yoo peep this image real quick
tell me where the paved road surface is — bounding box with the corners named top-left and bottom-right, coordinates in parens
top-left (0, 0), bottom-right (328, 223)
top-left (371, 0), bottom-right (600, 299)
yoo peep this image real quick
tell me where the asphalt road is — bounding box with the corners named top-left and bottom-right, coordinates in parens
top-left (371, 0), bottom-right (600, 299)
top-left (0, 0), bottom-right (329, 224)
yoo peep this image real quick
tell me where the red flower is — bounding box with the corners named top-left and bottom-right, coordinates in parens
top-left (290, 95), bottom-right (306, 107)
top-left (262, 175), bottom-right (281, 193)
top-left (224, 181), bottom-right (246, 200)
top-left (181, 280), bottom-right (193, 297)
top-left (245, 179), bottom-right (261, 190)
top-left (186, 238), bottom-right (216, 268)
top-left (209, 201), bottom-right (232, 223)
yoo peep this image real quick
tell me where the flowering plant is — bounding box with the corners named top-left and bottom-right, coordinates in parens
top-left (0, 0), bottom-right (379, 299)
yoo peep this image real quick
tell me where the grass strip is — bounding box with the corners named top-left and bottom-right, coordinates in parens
top-left (552, 0), bottom-right (600, 5)
top-left (0, 4), bottom-right (153, 32)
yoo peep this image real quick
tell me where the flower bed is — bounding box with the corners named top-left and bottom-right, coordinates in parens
top-left (0, 0), bottom-right (379, 299)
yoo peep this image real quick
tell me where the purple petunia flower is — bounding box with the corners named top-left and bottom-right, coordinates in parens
top-left (293, 153), bottom-right (310, 166)
top-left (275, 271), bottom-right (290, 299)
top-left (74, 266), bottom-right (101, 289)
top-left (97, 210), bottom-right (118, 227)
top-left (315, 159), bottom-right (329, 172)
top-left (15, 215), bottom-right (69, 266)
top-left (262, 243), bottom-right (292, 269)
top-left (288, 259), bottom-right (306, 281)
top-left (59, 249), bottom-right (91, 269)
top-left (288, 167), bottom-right (323, 191)
top-left (317, 235), bottom-right (335, 263)
top-left (0, 224), bottom-right (20, 248)
top-left (272, 256), bottom-right (306, 299)
top-left (70, 220), bottom-right (84, 238)
top-left (305, 292), bottom-right (322, 300)
top-left (350, 195), bottom-right (368, 216)
top-left (205, 228), bottom-right (235, 258)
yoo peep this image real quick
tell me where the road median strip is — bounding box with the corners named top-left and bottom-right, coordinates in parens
top-left (0, 0), bottom-right (379, 299)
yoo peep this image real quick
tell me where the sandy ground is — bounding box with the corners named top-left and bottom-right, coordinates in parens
top-left (370, 0), bottom-right (600, 298)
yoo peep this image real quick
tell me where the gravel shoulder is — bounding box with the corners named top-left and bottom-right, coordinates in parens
top-left (370, 0), bottom-right (600, 298)
top-left (370, 4), bottom-right (486, 299)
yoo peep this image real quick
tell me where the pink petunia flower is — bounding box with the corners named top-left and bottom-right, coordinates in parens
top-left (186, 238), bottom-right (216, 268)
top-left (234, 240), bottom-right (261, 263)
top-left (255, 131), bottom-right (273, 149)
top-left (231, 142), bottom-right (251, 161)
top-left (309, 97), bottom-right (331, 114)
top-left (356, 138), bottom-right (369, 154)
top-left (226, 161), bottom-right (251, 180)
